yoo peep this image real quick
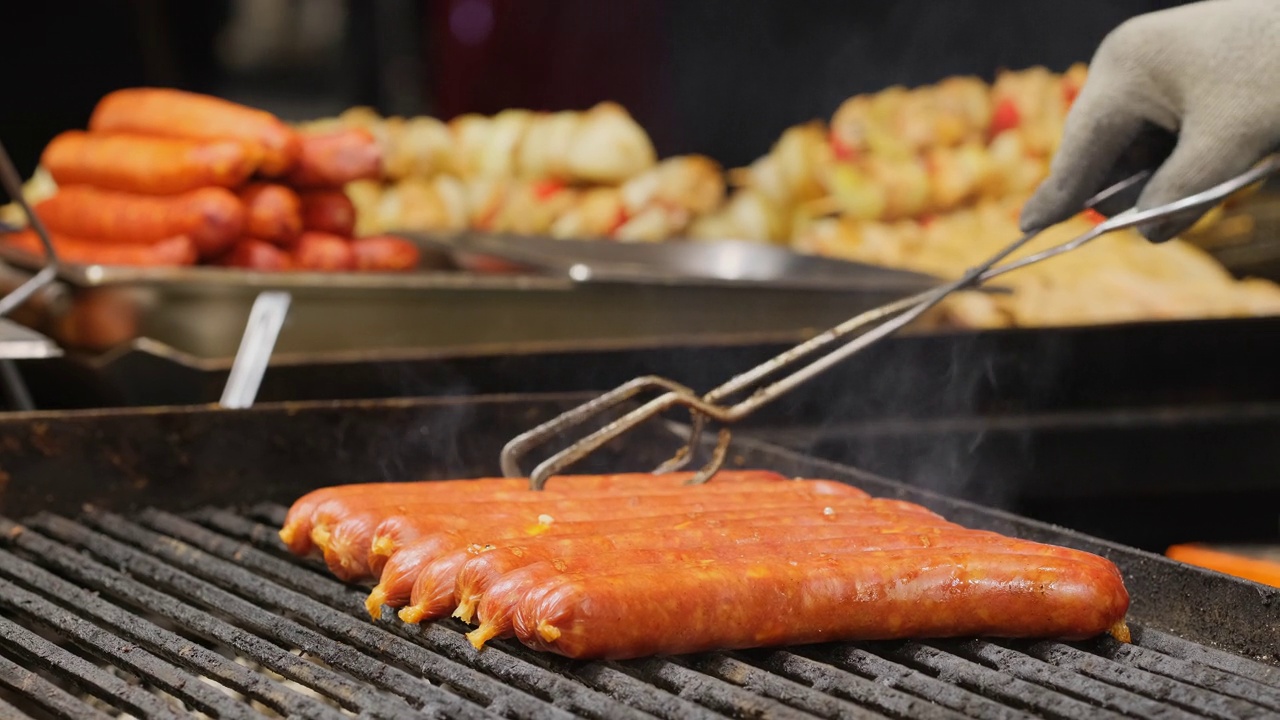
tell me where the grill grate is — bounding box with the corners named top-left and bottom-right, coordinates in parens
top-left (0, 505), bottom-right (1276, 720)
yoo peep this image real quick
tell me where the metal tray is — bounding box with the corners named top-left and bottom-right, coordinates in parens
top-left (0, 229), bottom-right (946, 364)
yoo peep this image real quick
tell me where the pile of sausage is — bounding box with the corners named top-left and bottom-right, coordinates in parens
top-left (5, 88), bottom-right (420, 272)
top-left (281, 470), bottom-right (1132, 660)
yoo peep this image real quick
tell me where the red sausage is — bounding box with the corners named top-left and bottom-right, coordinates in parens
top-left (3, 230), bottom-right (197, 267)
top-left (351, 235), bottom-right (421, 272)
top-left (300, 190), bottom-right (357, 236)
top-left (42, 131), bottom-right (255, 195)
top-left (507, 547), bottom-right (1130, 659)
top-left (34, 185), bottom-right (244, 259)
top-left (89, 87), bottom-right (300, 176)
top-left (239, 184), bottom-right (303, 245)
top-left (278, 471), bottom-right (794, 556)
top-left (292, 232), bottom-right (355, 271)
top-left (286, 128), bottom-right (382, 188)
top-left (218, 239), bottom-right (293, 271)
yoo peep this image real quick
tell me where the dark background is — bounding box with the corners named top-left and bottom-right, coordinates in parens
top-left (0, 0), bottom-right (1190, 178)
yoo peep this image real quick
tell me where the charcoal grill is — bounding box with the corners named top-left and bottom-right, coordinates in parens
top-left (0, 395), bottom-right (1276, 718)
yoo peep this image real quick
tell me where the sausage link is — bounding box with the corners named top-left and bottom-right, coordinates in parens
top-left (217, 239), bottom-right (293, 271)
top-left (3, 230), bottom-right (197, 267)
top-left (442, 505), bottom-right (957, 624)
top-left (34, 185), bottom-right (244, 259)
top-left (278, 471), bottom-right (795, 556)
top-left (89, 88), bottom-right (301, 176)
top-left (355, 481), bottom-right (870, 579)
top-left (470, 531), bottom-right (1123, 648)
top-left (361, 494), bottom-right (938, 596)
top-left (507, 548), bottom-right (1130, 659)
top-left (42, 131), bottom-right (255, 195)
top-left (287, 128), bottom-right (382, 188)
top-left (292, 232), bottom-right (355, 271)
top-left (352, 235), bottom-right (421, 272)
top-left (300, 190), bottom-right (357, 236)
top-left (239, 184), bottom-right (303, 245)
top-left (401, 516), bottom-right (958, 626)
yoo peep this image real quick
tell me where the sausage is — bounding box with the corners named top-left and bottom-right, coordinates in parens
top-left (218, 239), bottom-right (293, 271)
top-left (397, 515), bottom-right (960, 625)
top-left (352, 235), bottom-right (421, 272)
top-left (350, 480), bottom-right (867, 580)
top-left (3, 229), bottom-right (197, 267)
top-left (359, 491), bottom-right (931, 592)
top-left (505, 547), bottom-right (1130, 659)
top-left (300, 190), bottom-right (357, 236)
top-left (292, 232), bottom-right (355, 271)
top-left (42, 131), bottom-right (255, 195)
top-left (437, 502), bottom-right (958, 624)
top-left (286, 128), bottom-right (382, 188)
top-left (278, 471), bottom-right (794, 556)
top-left (238, 184), bottom-right (303, 245)
top-left (33, 185), bottom-right (244, 259)
top-left (467, 530), bottom-right (1125, 648)
top-left (88, 88), bottom-right (301, 176)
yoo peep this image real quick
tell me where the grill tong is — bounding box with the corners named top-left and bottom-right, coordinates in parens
top-left (502, 155), bottom-right (1280, 489)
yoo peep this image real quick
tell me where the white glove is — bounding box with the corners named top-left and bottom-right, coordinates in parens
top-left (1020, 0), bottom-right (1280, 242)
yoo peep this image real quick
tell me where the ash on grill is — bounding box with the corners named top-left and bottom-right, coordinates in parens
top-left (0, 503), bottom-right (1275, 720)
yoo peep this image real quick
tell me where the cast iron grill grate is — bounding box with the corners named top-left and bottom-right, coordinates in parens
top-left (0, 503), bottom-right (1275, 719)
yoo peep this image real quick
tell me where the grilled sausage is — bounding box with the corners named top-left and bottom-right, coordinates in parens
top-left (397, 514), bottom-right (960, 625)
top-left (33, 185), bottom-right (244, 259)
top-left (88, 88), bottom-right (301, 176)
top-left (468, 530), bottom-right (1124, 648)
top-left (239, 184), bottom-right (303, 245)
top-left (292, 232), bottom-right (356, 271)
top-left (3, 230), bottom-right (197, 267)
top-left (300, 190), bottom-right (357, 236)
top-left (42, 131), bottom-right (256, 195)
top-left (278, 471), bottom-right (794, 556)
top-left (362, 492), bottom-right (934, 594)
top-left (287, 128), bottom-right (382, 188)
top-left (352, 481), bottom-right (867, 580)
top-left (436, 501), bottom-right (955, 624)
top-left (505, 547), bottom-right (1130, 659)
top-left (351, 235), bottom-right (421, 272)
top-left (218, 239), bottom-right (293, 271)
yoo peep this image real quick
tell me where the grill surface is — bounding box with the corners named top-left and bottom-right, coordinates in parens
top-left (0, 503), bottom-right (1277, 720)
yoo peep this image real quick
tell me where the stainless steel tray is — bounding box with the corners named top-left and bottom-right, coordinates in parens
top-left (0, 231), bottom-right (942, 364)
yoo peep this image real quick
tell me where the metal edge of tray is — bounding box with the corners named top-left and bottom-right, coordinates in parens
top-left (0, 228), bottom-right (961, 296)
top-left (402, 229), bottom-right (956, 294)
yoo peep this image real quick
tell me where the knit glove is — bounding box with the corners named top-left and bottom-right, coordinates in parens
top-left (1020, 0), bottom-right (1280, 242)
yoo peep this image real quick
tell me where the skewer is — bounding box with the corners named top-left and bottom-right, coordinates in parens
top-left (502, 155), bottom-right (1280, 489)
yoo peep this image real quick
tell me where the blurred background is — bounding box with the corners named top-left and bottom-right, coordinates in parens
top-left (0, 0), bottom-right (1189, 178)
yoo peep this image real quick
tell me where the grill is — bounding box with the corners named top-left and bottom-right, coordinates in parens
top-left (0, 395), bottom-right (1276, 718)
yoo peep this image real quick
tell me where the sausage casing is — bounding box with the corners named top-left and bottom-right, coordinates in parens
top-left (89, 88), bottom-right (301, 176)
top-left (218, 239), bottom-right (294, 271)
top-left (441, 503), bottom-right (953, 623)
top-left (300, 190), bottom-right (357, 236)
top-left (292, 232), bottom-right (355, 271)
top-left (287, 128), bottom-right (382, 188)
top-left (34, 185), bottom-right (244, 259)
top-left (3, 230), bottom-right (197, 267)
top-left (239, 184), bottom-right (303, 245)
top-left (278, 471), bottom-right (794, 556)
top-left (352, 235), bottom-right (421, 272)
top-left (509, 547), bottom-right (1130, 659)
top-left (350, 480), bottom-right (866, 580)
top-left (42, 131), bottom-right (256, 195)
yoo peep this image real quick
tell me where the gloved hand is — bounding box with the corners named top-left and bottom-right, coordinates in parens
top-left (1020, 0), bottom-right (1280, 242)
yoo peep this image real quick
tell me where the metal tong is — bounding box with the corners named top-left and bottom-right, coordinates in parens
top-left (502, 155), bottom-right (1280, 489)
